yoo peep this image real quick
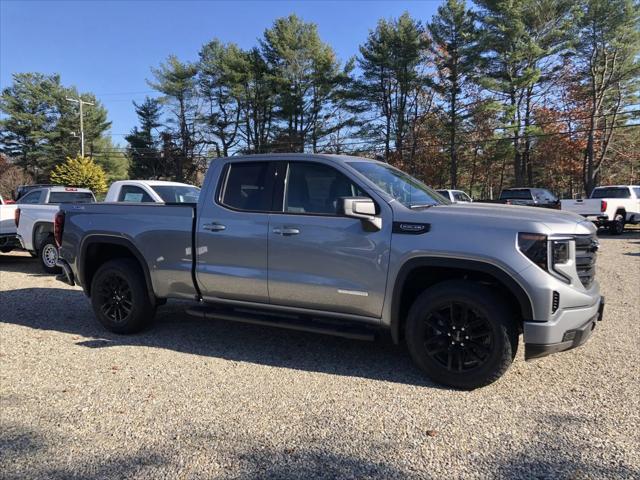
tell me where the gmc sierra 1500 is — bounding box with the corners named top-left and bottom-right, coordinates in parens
top-left (56, 154), bottom-right (604, 389)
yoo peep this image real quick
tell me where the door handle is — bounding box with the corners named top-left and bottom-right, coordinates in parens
top-left (203, 223), bottom-right (226, 232)
top-left (273, 227), bottom-right (300, 236)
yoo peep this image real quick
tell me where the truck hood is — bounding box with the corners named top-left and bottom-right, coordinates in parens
top-left (400, 202), bottom-right (596, 236)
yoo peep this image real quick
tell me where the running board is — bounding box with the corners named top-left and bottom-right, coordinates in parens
top-left (185, 305), bottom-right (377, 341)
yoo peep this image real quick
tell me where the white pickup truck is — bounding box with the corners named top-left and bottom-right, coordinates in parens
top-left (15, 186), bottom-right (96, 272)
top-left (0, 195), bottom-right (20, 253)
top-left (561, 185), bottom-right (640, 235)
top-left (104, 180), bottom-right (200, 204)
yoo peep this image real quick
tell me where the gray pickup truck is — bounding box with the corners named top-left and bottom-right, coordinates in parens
top-left (56, 154), bottom-right (604, 389)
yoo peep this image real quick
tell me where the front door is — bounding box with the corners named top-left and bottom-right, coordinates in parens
top-left (196, 160), bottom-right (275, 303)
top-left (268, 161), bottom-right (392, 318)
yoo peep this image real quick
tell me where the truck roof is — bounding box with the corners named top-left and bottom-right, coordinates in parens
top-left (110, 180), bottom-right (198, 187)
top-left (218, 153), bottom-right (385, 165)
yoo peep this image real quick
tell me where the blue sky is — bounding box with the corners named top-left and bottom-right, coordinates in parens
top-left (1, 0), bottom-right (442, 144)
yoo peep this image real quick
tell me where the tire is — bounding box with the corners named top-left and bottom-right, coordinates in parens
top-left (90, 258), bottom-right (156, 334)
top-left (608, 214), bottom-right (625, 235)
top-left (38, 235), bottom-right (61, 274)
top-left (405, 280), bottom-right (518, 390)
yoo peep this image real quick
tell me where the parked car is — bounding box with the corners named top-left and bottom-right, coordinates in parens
top-left (104, 180), bottom-right (200, 204)
top-left (436, 189), bottom-right (473, 203)
top-left (0, 194), bottom-right (20, 253)
top-left (56, 154), bottom-right (603, 390)
top-left (561, 185), bottom-right (640, 235)
top-left (16, 186), bottom-right (95, 272)
top-left (498, 188), bottom-right (560, 208)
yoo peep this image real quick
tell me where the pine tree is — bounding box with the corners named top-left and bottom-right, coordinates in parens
top-left (575, 0), bottom-right (640, 194)
top-left (125, 97), bottom-right (164, 179)
top-left (428, 0), bottom-right (479, 188)
top-left (356, 13), bottom-right (428, 161)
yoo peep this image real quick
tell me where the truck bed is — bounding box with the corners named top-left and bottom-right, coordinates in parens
top-left (60, 203), bottom-right (198, 299)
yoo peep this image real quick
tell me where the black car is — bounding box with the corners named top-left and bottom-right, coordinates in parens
top-left (498, 188), bottom-right (560, 208)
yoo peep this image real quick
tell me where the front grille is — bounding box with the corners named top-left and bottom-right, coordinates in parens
top-left (574, 235), bottom-right (598, 288)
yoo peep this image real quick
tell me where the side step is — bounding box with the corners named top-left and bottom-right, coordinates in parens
top-left (185, 304), bottom-right (378, 341)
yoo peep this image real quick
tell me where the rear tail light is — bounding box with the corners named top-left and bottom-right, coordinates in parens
top-left (601, 200), bottom-right (607, 212)
top-left (14, 208), bottom-right (20, 228)
top-left (54, 211), bottom-right (65, 247)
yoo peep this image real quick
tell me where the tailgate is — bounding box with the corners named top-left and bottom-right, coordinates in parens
top-left (560, 199), bottom-right (601, 215)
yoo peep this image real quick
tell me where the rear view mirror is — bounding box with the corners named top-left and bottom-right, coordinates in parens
top-left (341, 197), bottom-right (382, 230)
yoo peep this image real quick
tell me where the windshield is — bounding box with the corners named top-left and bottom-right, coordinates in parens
top-left (151, 185), bottom-right (200, 203)
top-left (48, 192), bottom-right (95, 204)
top-left (348, 162), bottom-right (447, 207)
top-left (500, 189), bottom-right (532, 200)
top-left (591, 187), bottom-right (630, 199)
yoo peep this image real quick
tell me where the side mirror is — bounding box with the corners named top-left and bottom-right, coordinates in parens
top-left (341, 197), bottom-right (382, 230)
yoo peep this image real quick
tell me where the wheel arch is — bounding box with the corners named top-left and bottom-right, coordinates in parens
top-left (32, 221), bottom-right (53, 251)
top-left (79, 235), bottom-right (155, 303)
top-left (390, 257), bottom-right (534, 344)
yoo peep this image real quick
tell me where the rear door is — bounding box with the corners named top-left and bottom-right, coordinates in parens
top-left (267, 160), bottom-right (392, 318)
top-left (196, 160), bottom-right (276, 304)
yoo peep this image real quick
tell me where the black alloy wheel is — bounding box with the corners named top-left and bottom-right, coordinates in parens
top-left (422, 302), bottom-right (494, 373)
top-left (96, 272), bottom-right (134, 323)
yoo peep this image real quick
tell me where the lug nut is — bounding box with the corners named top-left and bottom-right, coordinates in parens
top-left (461, 343), bottom-right (465, 346)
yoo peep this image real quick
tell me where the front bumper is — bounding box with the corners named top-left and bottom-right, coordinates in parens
top-left (524, 297), bottom-right (604, 360)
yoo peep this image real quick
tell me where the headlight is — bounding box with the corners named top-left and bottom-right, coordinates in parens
top-left (517, 233), bottom-right (548, 270)
top-left (551, 239), bottom-right (570, 265)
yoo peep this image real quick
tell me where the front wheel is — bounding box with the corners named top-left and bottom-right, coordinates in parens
top-left (39, 235), bottom-right (61, 274)
top-left (91, 258), bottom-right (156, 334)
top-left (405, 280), bottom-right (518, 390)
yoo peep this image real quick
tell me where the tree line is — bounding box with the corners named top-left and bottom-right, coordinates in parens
top-left (2, 0), bottom-right (639, 198)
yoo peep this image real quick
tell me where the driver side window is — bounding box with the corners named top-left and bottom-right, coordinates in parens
top-left (284, 162), bottom-right (366, 215)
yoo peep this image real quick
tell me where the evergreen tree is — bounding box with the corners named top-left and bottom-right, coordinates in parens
top-left (149, 56), bottom-right (201, 181)
top-left (428, 0), bottom-right (479, 188)
top-left (476, 0), bottom-right (574, 186)
top-left (575, 0), bottom-right (640, 194)
top-left (356, 12), bottom-right (428, 161)
top-left (198, 40), bottom-right (243, 157)
top-left (261, 14), bottom-right (343, 152)
top-left (125, 97), bottom-right (164, 179)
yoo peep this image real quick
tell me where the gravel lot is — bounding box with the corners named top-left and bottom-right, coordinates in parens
top-left (1, 230), bottom-right (639, 479)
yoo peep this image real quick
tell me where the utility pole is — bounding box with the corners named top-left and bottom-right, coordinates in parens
top-left (66, 96), bottom-right (94, 157)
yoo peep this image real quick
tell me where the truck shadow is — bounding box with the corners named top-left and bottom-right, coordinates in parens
top-left (0, 286), bottom-right (443, 389)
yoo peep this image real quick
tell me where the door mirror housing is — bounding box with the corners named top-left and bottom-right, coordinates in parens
top-left (341, 197), bottom-right (382, 230)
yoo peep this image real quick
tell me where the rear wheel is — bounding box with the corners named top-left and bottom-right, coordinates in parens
top-left (38, 235), bottom-right (61, 274)
top-left (405, 280), bottom-right (518, 390)
top-left (608, 214), bottom-right (625, 235)
top-left (91, 258), bottom-right (156, 334)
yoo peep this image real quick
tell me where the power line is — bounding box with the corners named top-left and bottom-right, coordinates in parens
top-left (90, 122), bottom-right (640, 156)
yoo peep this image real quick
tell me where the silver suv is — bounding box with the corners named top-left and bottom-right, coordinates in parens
top-left (56, 154), bottom-right (604, 389)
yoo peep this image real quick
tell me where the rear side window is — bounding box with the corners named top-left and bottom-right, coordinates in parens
top-left (591, 187), bottom-right (631, 199)
top-left (220, 162), bottom-right (272, 212)
top-left (285, 162), bottom-right (366, 215)
top-left (500, 189), bottom-right (532, 200)
top-left (634, 187), bottom-right (640, 198)
top-left (48, 192), bottom-right (95, 204)
top-left (118, 185), bottom-right (154, 203)
top-left (17, 191), bottom-right (42, 204)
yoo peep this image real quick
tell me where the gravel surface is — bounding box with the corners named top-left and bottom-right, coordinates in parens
top-left (1, 230), bottom-right (639, 479)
